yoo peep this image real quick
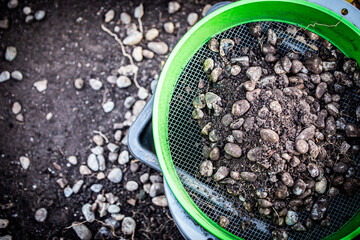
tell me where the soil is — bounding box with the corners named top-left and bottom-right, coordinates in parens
top-left (0, 0), bottom-right (219, 239)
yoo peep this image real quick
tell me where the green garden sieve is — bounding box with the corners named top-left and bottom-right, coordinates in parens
top-left (151, 0), bottom-right (360, 239)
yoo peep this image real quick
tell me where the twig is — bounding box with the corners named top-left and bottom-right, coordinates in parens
top-left (101, 24), bottom-right (141, 88)
top-left (138, 18), bottom-right (143, 34)
top-left (93, 130), bottom-right (109, 143)
top-left (65, 220), bottom-right (88, 229)
top-left (94, 219), bottom-right (122, 238)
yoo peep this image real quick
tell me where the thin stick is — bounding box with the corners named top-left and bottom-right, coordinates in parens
top-left (65, 220), bottom-right (88, 229)
top-left (101, 24), bottom-right (141, 88)
top-left (138, 18), bottom-right (143, 34)
top-left (93, 130), bottom-right (109, 143)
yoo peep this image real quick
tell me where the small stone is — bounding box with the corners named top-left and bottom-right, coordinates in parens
top-left (106, 75), bottom-right (117, 84)
top-left (89, 78), bottom-right (102, 90)
top-left (7, 0), bottom-right (18, 9)
top-left (97, 172), bottom-right (105, 179)
top-left (213, 166), bottom-right (229, 181)
top-left (121, 12), bottom-right (131, 24)
top-left (132, 100), bottom-right (146, 116)
top-left (116, 76), bottom-right (131, 88)
top-left (19, 156), bottom-right (30, 170)
top-left (105, 9), bottom-right (115, 23)
top-left (224, 143), bottom-right (242, 158)
top-left (5, 46), bottom-right (17, 62)
top-left (232, 100), bottom-right (250, 117)
top-left (35, 208), bottom-right (47, 222)
top-left (134, 3), bottom-right (144, 18)
top-left (149, 183), bottom-right (164, 197)
top-left (138, 87), bottom-right (149, 100)
top-left (246, 67), bottom-right (262, 81)
top-left (272, 229), bottom-right (288, 240)
top-left (132, 46), bottom-right (143, 62)
top-left (82, 203), bottom-right (95, 222)
top-left (34, 10), bottom-right (46, 21)
top-left (140, 173), bottom-right (149, 183)
top-left (33, 79), bottom-right (48, 92)
top-left (72, 180), bottom-right (84, 194)
top-left (0, 71), bottom-right (10, 83)
top-left (56, 178), bottom-right (68, 188)
top-left (123, 31), bottom-right (143, 45)
top-left (147, 42), bottom-right (168, 55)
top-left (187, 12), bottom-right (198, 26)
top-left (293, 179), bottom-right (306, 196)
top-left (25, 15), bottom-right (34, 24)
top-left (122, 217), bottom-right (136, 235)
top-left (295, 140), bottom-right (309, 154)
top-left (315, 178), bottom-right (327, 194)
top-left (346, 124), bottom-right (360, 137)
top-left (145, 28), bottom-right (159, 41)
top-left (11, 71), bottom-right (23, 81)
top-left (90, 184), bottom-right (103, 193)
top-left (333, 162), bottom-right (349, 173)
top-left (199, 160), bottom-right (213, 177)
top-left (79, 165), bottom-right (92, 175)
top-left (125, 181), bottom-right (139, 191)
top-left (285, 211), bottom-right (298, 226)
top-left (202, 4), bottom-right (212, 16)
top-left (124, 96), bottom-right (136, 109)
top-left (108, 205), bottom-right (120, 214)
top-left (11, 102), bottom-right (21, 115)
top-left (168, 1), bottom-right (180, 14)
top-left (106, 143), bottom-right (119, 153)
top-left (240, 172), bottom-right (257, 182)
top-left (74, 78), bottom-right (84, 89)
top-left (118, 150), bottom-right (129, 164)
top-left (87, 154), bottom-right (99, 171)
top-left (0, 19), bottom-right (9, 29)
top-left (219, 39), bottom-right (234, 57)
top-left (260, 129), bottom-right (279, 143)
top-left (64, 185), bottom-right (74, 197)
top-left (305, 57), bottom-right (323, 74)
top-left (91, 146), bottom-right (104, 155)
top-left (164, 22), bottom-right (174, 33)
top-left (93, 135), bottom-right (104, 146)
top-left (72, 222), bottom-right (92, 240)
top-left (23, 6), bottom-right (31, 15)
top-left (152, 195), bottom-right (168, 207)
top-left (150, 175), bottom-right (162, 183)
top-left (143, 49), bottom-right (154, 59)
top-left (103, 101), bottom-right (115, 113)
top-left (0, 219), bottom-right (9, 229)
top-left (296, 126), bottom-right (315, 141)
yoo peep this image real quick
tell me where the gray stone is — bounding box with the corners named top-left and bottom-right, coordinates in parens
top-left (108, 205), bottom-right (120, 214)
top-left (224, 143), bottom-right (242, 158)
top-left (232, 100), bottom-right (250, 117)
top-left (132, 46), bottom-right (143, 62)
top-left (114, 130), bottom-right (122, 142)
top-left (0, 19), bottom-right (9, 29)
top-left (74, 78), bottom-right (84, 89)
top-left (5, 46), bottom-right (17, 62)
top-left (151, 80), bottom-right (158, 91)
top-left (122, 217), bottom-right (136, 235)
top-left (285, 211), bottom-right (298, 226)
top-left (89, 78), bottom-right (102, 90)
top-left (72, 180), bottom-right (84, 194)
top-left (91, 146), bottom-right (104, 155)
top-left (134, 3), bottom-right (144, 18)
top-left (125, 181), bottom-right (139, 191)
top-left (35, 208), bottom-right (47, 222)
top-left (123, 31), bottom-right (143, 45)
top-left (79, 165), bottom-right (92, 175)
top-left (145, 28), bottom-right (159, 41)
top-left (82, 203), bottom-right (95, 222)
top-left (116, 76), bottom-right (131, 88)
top-left (118, 150), bottom-right (129, 164)
top-left (105, 9), bottom-right (115, 23)
top-left (102, 101), bottom-right (115, 113)
top-left (108, 152), bottom-right (118, 162)
top-left (0, 219), bottom-right (9, 229)
top-left (64, 185), bottom-right (73, 197)
top-left (132, 100), bottom-right (146, 116)
top-left (106, 75), bottom-right (117, 84)
top-left (25, 15), bottom-right (34, 24)
top-left (168, 1), bottom-right (180, 14)
top-left (120, 12), bottom-right (131, 24)
top-left (124, 96), bottom-right (136, 109)
top-left (107, 143), bottom-right (119, 153)
top-left (260, 129), bottom-right (279, 143)
top-left (150, 175), bottom-right (162, 183)
top-left (7, 0), bottom-right (18, 9)
top-left (93, 135), bottom-right (104, 146)
top-left (149, 183), bottom-right (164, 197)
top-left (56, 178), bottom-right (68, 188)
top-left (87, 154), bottom-right (99, 171)
top-left (23, 6), bottom-right (31, 15)
top-left (187, 12), bottom-right (198, 26)
top-left (34, 10), bottom-right (46, 21)
top-left (72, 222), bottom-right (92, 240)
top-left (246, 66), bottom-right (262, 81)
top-left (147, 42), bottom-right (168, 55)
top-left (90, 184), bottom-right (103, 193)
top-left (164, 22), bottom-right (174, 33)
top-left (19, 156), bottom-right (30, 170)
top-left (11, 71), bottom-right (23, 81)
top-left (107, 168), bottom-right (123, 183)
top-left (140, 173), bottom-right (149, 183)
top-left (152, 195), bottom-right (168, 207)
top-left (0, 71), bottom-right (10, 83)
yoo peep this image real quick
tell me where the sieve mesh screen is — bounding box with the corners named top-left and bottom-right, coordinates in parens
top-left (167, 21), bottom-right (360, 240)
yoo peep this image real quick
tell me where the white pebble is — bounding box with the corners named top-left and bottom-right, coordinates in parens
top-left (123, 31), bottom-right (143, 46)
top-left (114, 130), bottom-right (122, 141)
top-left (33, 79), bottom-right (48, 92)
top-left (34, 10), bottom-right (46, 21)
top-left (108, 205), bottom-right (120, 214)
top-left (23, 6), bottom-right (31, 15)
top-left (202, 4), bottom-right (212, 16)
top-left (142, 49), bottom-right (154, 59)
top-left (68, 156), bottom-right (78, 165)
top-left (137, 87), bottom-right (149, 100)
top-left (89, 78), bottom-right (102, 90)
top-left (145, 28), bottom-right (159, 41)
top-left (7, 0), bottom-right (18, 9)
top-left (103, 101), bottom-right (115, 113)
top-left (125, 181), bottom-right (139, 191)
top-left (35, 208), bottom-right (47, 222)
top-left (0, 71), bottom-right (10, 83)
top-left (187, 12), bottom-right (198, 26)
top-left (105, 9), bottom-right (115, 23)
top-left (93, 135), bottom-right (104, 146)
top-left (116, 76), bottom-right (131, 88)
top-left (118, 150), bottom-right (129, 164)
top-left (132, 46), bottom-right (143, 62)
top-left (46, 112), bottom-right (53, 120)
top-left (87, 154), bottom-right (99, 171)
top-left (16, 114), bottom-right (24, 122)
top-left (107, 143), bottom-right (120, 153)
top-left (124, 96), bottom-right (136, 109)
top-left (25, 15), bottom-right (34, 24)
top-left (91, 146), bottom-right (104, 155)
top-left (74, 78), bottom-right (84, 89)
top-left (120, 12), bottom-right (131, 24)
top-left (164, 22), bottom-right (174, 33)
top-left (72, 179), bottom-right (84, 194)
top-left (107, 168), bottom-right (123, 183)
top-left (106, 75), bottom-right (117, 84)
top-left (132, 100), bottom-right (146, 116)
top-left (90, 184), bottom-right (103, 193)
top-left (11, 102), bottom-right (21, 115)
top-left (19, 156), bottom-right (30, 170)
top-left (64, 186), bottom-right (73, 197)
top-left (79, 165), bottom-right (92, 175)
top-left (168, 1), bottom-right (180, 14)
top-left (147, 42), bottom-right (168, 55)
top-left (5, 46), bottom-right (17, 62)
top-left (11, 70), bottom-right (23, 81)
top-left (134, 3), bottom-right (144, 18)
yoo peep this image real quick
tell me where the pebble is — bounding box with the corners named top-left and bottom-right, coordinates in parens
top-left (97, 172), bottom-right (105, 179)
top-left (224, 143), bottom-right (242, 158)
top-left (35, 208), bottom-right (47, 222)
top-left (132, 46), bottom-right (143, 62)
top-left (90, 184), bottom-right (103, 193)
top-left (121, 12), bottom-right (131, 24)
top-left (16, 114), bottom-right (24, 122)
top-left (11, 102), bottom-right (21, 115)
top-left (82, 203), bottom-right (95, 222)
top-left (7, 0), bottom-right (18, 9)
top-left (87, 154), bottom-right (99, 171)
top-left (202, 4), bottom-right (212, 16)
top-left (122, 217), bottom-right (136, 235)
top-left (11, 71), bottom-right (23, 81)
top-left (214, 166), bottom-right (229, 181)
top-left (34, 10), bottom-right (46, 20)
top-left (107, 143), bottom-right (119, 153)
top-left (132, 100), bottom-right (146, 116)
top-left (64, 185), bottom-right (73, 197)
top-left (118, 150), bottom-right (129, 164)
top-left (105, 9), bottom-right (115, 23)
top-left (106, 75), bottom-right (117, 84)
top-left (74, 78), bottom-right (84, 89)
top-left (108, 205), bottom-right (120, 214)
top-left (168, 1), bottom-right (180, 14)
top-left (138, 87), bottom-right (149, 100)
top-left (143, 183), bottom-right (151, 194)
top-left (296, 126), bottom-right (315, 141)
top-left (143, 49), bottom-right (154, 59)
top-left (93, 135), bottom-right (104, 146)
top-left (123, 31), bottom-right (143, 45)
top-left (107, 168), bottom-right (123, 183)
top-left (0, 219), bottom-right (9, 229)
top-left (187, 13), bottom-right (198, 26)
top-left (23, 6), bottom-right (31, 15)
top-left (56, 178), bottom-right (68, 188)
top-left (134, 3), bottom-right (144, 18)
top-left (124, 96), bottom-right (136, 109)
top-left (112, 214), bottom-right (125, 221)
top-left (19, 156), bottom-right (30, 170)
top-left (0, 235), bottom-right (12, 240)
top-left (0, 71), bottom-right (10, 83)
top-left (260, 129), bottom-right (279, 143)
top-left (140, 173), bottom-right (149, 183)
top-left (147, 42), bottom-right (168, 55)
top-left (164, 22), bottom-right (174, 33)
top-left (0, 19), bottom-right (9, 29)
top-left (150, 175), bottom-right (162, 183)
top-left (5, 46), bottom-right (17, 62)
top-left (130, 162), bottom-right (139, 172)
top-left (89, 78), bottom-right (102, 90)
top-left (152, 195), bottom-right (168, 207)
top-left (25, 15), bottom-right (34, 24)
top-left (116, 76), bottom-right (131, 88)
top-left (285, 211), bottom-right (298, 226)
top-left (108, 152), bottom-right (118, 162)
top-left (79, 165), bottom-right (92, 175)
top-left (91, 146), bottom-right (104, 155)
top-left (33, 79), bottom-right (48, 92)
top-left (151, 80), bottom-right (158, 90)
top-left (72, 222), bottom-right (92, 240)
top-left (295, 140), bottom-right (309, 154)
top-left (102, 101), bottom-right (115, 113)
top-left (149, 183), bottom-right (164, 197)
top-left (145, 28), bottom-right (159, 41)
top-left (246, 66), bottom-right (262, 81)
top-left (72, 180), bottom-right (84, 194)
top-left (125, 181), bottom-right (139, 191)
top-left (232, 100), bottom-right (250, 117)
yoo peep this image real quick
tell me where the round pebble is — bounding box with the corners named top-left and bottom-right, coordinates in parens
top-left (23, 6), bottom-right (31, 15)
top-left (33, 79), bottom-right (48, 92)
top-left (5, 46), bottom-right (17, 62)
top-left (105, 9), bottom-right (115, 23)
top-left (168, 1), bottom-right (180, 14)
top-left (120, 12), bottom-right (131, 24)
top-left (74, 78), bottom-right (84, 89)
top-left (121, 217), bottom-right (136, 235)
top-left (89, 78), bottom-right (102, 90)
top-left (93, 135), bottom-right (104, 146)
top-left (137, 87), bottom-right (149, 100)
top-left (116, 76), bottom-right (131, 88)
top-left (164, 22), bottom-right (174, 33)
top-left (125, 181), bottom-right (139, 191)
top-left (107, 168), bottom-right (123, 183)
top-left (132, 46), bottom-right (143, 62)
top-left (35, 208), bottom-right (47, 222)
top-left (90, 184), bottom-right (103, 193)
top-left (0, 71), bottom-right (10, 83)
top-left (118, 150), bottom-right (129, 164)
top-left (12, 102), bottom-right (21, 115)
top-left (145, 28), bottom-right (159, 41)
top-left (11, 70), bottom-right (23, 81)
top-left (187, 12), bottom-right (198, 26)
top-left (34, 10), bottom-right (46, 21)
top-left (103, 101), bottom-right (115, 113)
top-left (147, 42), bottom-right (168, 55)
top-left (108, 205), bottom-right (121, 214)
top-left (19, 156), bottom-right (30, 170)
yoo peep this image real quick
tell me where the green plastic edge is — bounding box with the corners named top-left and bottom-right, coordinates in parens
top-left (153, 0), bottom-right (360, 239)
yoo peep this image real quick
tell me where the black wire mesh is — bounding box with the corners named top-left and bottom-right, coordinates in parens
top-left (167, 22), bottom-right (360, 240)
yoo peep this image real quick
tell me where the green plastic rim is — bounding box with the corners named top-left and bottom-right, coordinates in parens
top-left (153, 0), bottom-right (360, 239)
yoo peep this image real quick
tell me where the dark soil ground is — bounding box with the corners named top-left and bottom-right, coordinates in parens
top-left (0, 0), bottom-right (219, 239)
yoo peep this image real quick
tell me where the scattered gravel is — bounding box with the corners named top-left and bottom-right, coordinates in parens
top-left (0, 19), bottom-right (9, 29)
top-left (137, 87), bottom-right (149, 100)
top-left (123, 31), bottom-right (143, 45)
top-left (72, 180), bottom-right (84, 194)
top-left (121, 217), bottom-right (136, 235)
top-left (116, 76), bottom-right (132, 88)
top-left (82, 203), bottom-right (95, 222)
top-left (7, 0), bottom-right (18, 9)
top-left (102, 101), bottom-right (115, 113)
top-left (125, 181), bottom-right (139, 191)
top-left (72, 223), bottom-right (92, 240)
top-left (124, 96), bottom-right (136, 109)
top-left (0, 219), bottom-right (9, 229)
top-left (90, 184), bottom-right (103, 193)
top-left (79, 165), bottom-right (92, 175)
top-left (23, 6), bottom-right (31, 15)
top-left (107, 205), bottom-right (120, 214)
top-left (64, 185), bottom-right (74, 197)
top-left (132, 46), bottom-right (143, 62)
top-left (11, 102), bottom-right (21, 115)
top-left (152, 195), bottom-right (168, 207)
top-left (132, 100), bottom-right (146, 116)
top-left (142, 49), bottom-right (154, 59)
top-left (120, 12), bottom-right (131, 24)
top-left (118, 150), bottom-right (129, 164)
